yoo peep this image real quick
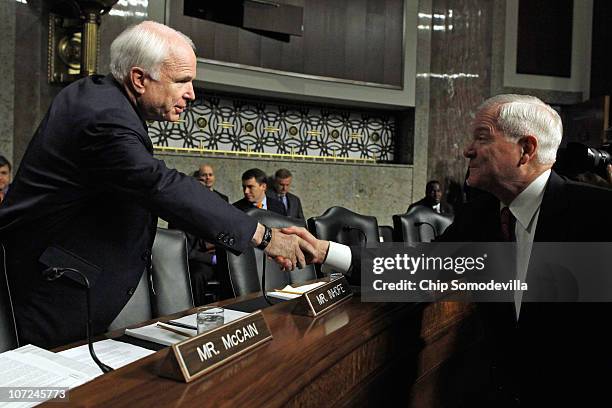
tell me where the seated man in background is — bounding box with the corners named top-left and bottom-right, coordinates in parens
top-left (0, 155), bottom-right (11, 203)
top-left (234, 168), bottom-right (286, 216)
top-left (407, 180), bottom-right (452, 214)
top-left (197, 163), bottom-right (229, 202)
top-left (169, 164), bottom-right (229, 305)
top-left (269, 168), bottom-right (305, 220)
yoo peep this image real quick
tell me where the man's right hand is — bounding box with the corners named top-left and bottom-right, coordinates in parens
top-left (280, 226), bottom-right (330, 265)
top-left (252, 223), bottom-right (317, 270)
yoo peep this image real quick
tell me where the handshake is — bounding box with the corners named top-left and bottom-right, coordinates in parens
top-left (252, 224), bottom-right (330, 271)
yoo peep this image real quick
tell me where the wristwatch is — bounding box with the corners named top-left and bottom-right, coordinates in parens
top-left (257, 225), bottom-right (273, 250)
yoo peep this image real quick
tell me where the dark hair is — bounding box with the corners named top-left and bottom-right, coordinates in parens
top-left (274, 168), bottom-right (292, 179)
top-left (0, 155), bottom-right (11, 171)
top-left (241, 168), bottom-right (267, 184)
top-left (426, 180), bottom-right (440, 190)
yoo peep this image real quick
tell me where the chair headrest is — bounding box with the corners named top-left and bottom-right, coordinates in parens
top-left (308, 206), bottom-right (379, 245)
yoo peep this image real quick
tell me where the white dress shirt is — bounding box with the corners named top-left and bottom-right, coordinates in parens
top-left (505, 169), bottom-right (550, 316)
top-left (253, 195), bottom-right (268, 210)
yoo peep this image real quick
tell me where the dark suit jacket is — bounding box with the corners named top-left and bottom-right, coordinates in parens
top-left (233, 197), bottom-right (286, 216)
top-left (438, 171), bottom-right (612, 403)
top-left (268, 192), bottom-right (304, 220)
top-left (213, 189), bottom-right (229, 203)
top-left (0, 75), bottom-right (257, 349)
top-left (407, 197), bottom-right (453, 214)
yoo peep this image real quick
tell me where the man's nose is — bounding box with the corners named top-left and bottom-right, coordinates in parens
top-left (184, 83), bottom-right (195, 101)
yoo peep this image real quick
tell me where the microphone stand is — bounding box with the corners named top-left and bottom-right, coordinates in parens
top-left (414, 221), bottom-right (438, 240)
top-left (44, 267), bottom-right (113, 373)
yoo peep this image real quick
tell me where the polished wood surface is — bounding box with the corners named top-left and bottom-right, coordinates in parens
top-left (168, 0), bottom-right (404, 86)
top-left (44, 294), bottom-right (480, 407)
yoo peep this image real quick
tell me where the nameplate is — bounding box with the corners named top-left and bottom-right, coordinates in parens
top-left (292, 277), bottom-right (353, 317)
top-left (157, 311), bottom-right (272, 382)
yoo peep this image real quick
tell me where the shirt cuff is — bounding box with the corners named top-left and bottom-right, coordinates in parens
top-left (321, 241), bottom-right (352, 274)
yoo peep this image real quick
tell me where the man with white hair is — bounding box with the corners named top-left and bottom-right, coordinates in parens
top-left (0, 21), bottom-right (312, 349)
top-left (287, 94), bottom-right (612, 404)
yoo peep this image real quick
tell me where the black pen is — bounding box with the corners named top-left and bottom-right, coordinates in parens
top-left (165, 320), bottom-right (197, 330)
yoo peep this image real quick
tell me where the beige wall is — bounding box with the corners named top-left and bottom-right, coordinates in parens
top-left (156, 153), bottom-right (414, 226)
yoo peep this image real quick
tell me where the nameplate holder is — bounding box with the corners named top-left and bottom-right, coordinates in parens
top-left (292, 277), bottom-right (353, 317)
top-left (157, 311), bottom-right (272, 382)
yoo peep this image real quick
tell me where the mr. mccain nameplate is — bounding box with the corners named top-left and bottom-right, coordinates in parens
top-left (157, 311), bottom-right (272, 382)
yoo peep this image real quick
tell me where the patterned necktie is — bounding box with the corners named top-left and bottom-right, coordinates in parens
top-left (256, 201), bottom-right (263, 209)
top-left (500, 207), bottom-right (516, 242)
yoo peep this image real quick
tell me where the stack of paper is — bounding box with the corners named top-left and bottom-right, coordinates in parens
top-left (266, 281), bottom-right (327, 300)
top-left (0, 344), bottom-right (99, 407)
top-left (125, 308), bottom-right (250, 346)
top-left (0, 341), bottom-right (158, 407)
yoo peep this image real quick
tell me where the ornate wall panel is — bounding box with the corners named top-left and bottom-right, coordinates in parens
top-left (148, 93), bottom-right (397, 162)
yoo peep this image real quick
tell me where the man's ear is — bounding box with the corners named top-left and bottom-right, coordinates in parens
top-left (519, 135), bottom-right (538, 165)
top-left (128, 67), bottom-right (147, 95)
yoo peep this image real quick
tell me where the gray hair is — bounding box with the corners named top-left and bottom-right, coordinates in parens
top-left (478, 94), bottom-right (563, 165)
top-left (110, 21), bottom-right (195, 82)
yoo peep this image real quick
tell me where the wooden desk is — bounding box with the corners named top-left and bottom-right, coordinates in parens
top-left (43, 295), bottom-right (480, 407)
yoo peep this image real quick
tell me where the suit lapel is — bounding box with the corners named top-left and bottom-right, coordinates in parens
top-left (534, 171), bottom-right (569, 242)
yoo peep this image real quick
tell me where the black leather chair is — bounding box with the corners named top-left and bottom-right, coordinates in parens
top-left (222, 208), bottom-right (317, 297)
top-left (307, 206), bottom-right (380, 246)
top-left (108, 269), bottom-right (152, 331)
top-left (392, 206), bottom-right (454, 243)
top-left (378, 225), bottom-right (394, 243)
top-left (0, 244), bottom-right (18, 351)
top-left (150, 228), bottom-right (194, 317)
top-left (109, 228), bottom-right (195, 329)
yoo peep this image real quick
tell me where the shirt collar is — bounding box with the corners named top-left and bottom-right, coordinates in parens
top-left (504, 169), bottom-right (551, 231)
top-left (254, 195), bottom-right (267, 209)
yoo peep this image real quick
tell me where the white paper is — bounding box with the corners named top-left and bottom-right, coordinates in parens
top-left (266, 281), bottom-right (327, 299)
top-left (0, 344), bottom-right (99, 408)
top-left (124, 325), bottom-right (188, 347)
top-left (265, 291), bottom-right (300, 300)
top-left (125, 308), bottom-right (251, 346)
top-left (58, 339), bottom-right (155, 371)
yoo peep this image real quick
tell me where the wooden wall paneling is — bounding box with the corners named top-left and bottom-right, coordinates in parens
top-left (214, 23), bottom-right (240, 63)
top-left (344, 0), bottom-right (368, 82)
top-left (383, 0), bottom-right (404, 86)
top-left (278, 34), bottom-right (304, 74)
top-left (260, 34), bottom-right (284, 69)
top-left (168, 0), bottom-right (404, 87)
top-left (364, 0), bottom-right (386, 84)
top-left (237, 28), bottom-right (262, 68)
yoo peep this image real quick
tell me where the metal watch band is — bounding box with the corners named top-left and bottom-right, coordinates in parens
top-left (257, 225), bottom-right (272, 250)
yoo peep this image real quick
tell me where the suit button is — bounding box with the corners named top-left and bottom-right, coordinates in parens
top-left (228, 238), bottom-right (235, 246)
top-left (127, 287), bottom-right (135, 296)
top-left (141, 249), bottom-right (151, 261)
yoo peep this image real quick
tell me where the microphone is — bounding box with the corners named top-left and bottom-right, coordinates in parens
top-left (43, 267), bottom-right (113, 373)
top-left (342, 225), bottom-right (368, 246)
top-left (414, 221), bottom-right (438, 240)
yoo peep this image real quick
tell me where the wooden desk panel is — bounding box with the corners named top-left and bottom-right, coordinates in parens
top-left (43, 297), bottom-right (479, 407)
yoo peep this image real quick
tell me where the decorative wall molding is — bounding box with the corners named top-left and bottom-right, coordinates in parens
top-left (148, 92), bottom-right (397, 162)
